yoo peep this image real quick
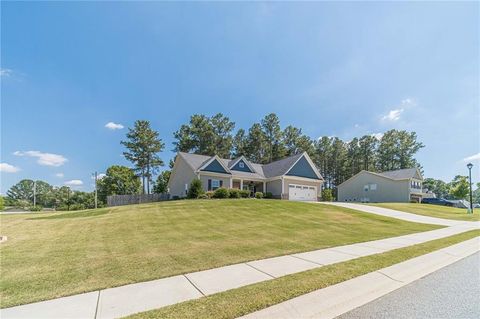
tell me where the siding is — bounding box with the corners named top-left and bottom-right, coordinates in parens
top-left (337, 172), bottom-right (411, 202)
top-left (286, 156), bottom-right (320, 180)
top-left (201, 159), bottom-right (230, 174)
top-left (266, 179), bottom-right (282, 197)
top-left (168, 156), bottom-right (197, 198)
top-left (231, 159), bottom-right (253, 173)
top-left (199, 174), bottom-right (231, 192)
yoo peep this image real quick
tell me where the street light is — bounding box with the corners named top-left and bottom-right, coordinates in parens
top-left (467, 163), bottom-right (473, 214)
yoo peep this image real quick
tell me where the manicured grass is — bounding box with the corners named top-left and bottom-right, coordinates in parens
top-left (369, 203), bottom-right (480, 221)
top-left (0, 199), bottom-right (440, 308)
top-left (128, 229), bottom-right (480, 319)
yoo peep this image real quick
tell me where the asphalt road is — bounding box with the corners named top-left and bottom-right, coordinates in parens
top-left (338, 252), bottom-right (480, 319)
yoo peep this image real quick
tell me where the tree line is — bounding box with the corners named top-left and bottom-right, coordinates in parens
top-left (173, 113), bottom-right (425, 191)
top-left (3, 112), bottom-right (476, 210)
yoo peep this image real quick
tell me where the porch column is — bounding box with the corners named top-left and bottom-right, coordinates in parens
top-left (229, 178), bottom-right (233, 189)
top-left (240, 179), bottom-right (243, 190)
top-left (263, 181), bottom-right (266, 193)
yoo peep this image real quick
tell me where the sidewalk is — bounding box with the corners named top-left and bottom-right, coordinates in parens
top-left (2, 220), bottom-right (477, 319)
top-left (239, 236), bottom-right (480, 319)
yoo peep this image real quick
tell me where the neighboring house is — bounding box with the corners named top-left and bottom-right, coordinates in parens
top-left (168, 152), bottom-right (324, 201)
top-left (337, 168), bottom-right (424, 203)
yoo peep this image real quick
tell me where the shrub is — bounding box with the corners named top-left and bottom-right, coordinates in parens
top-left (213, 187), bottom-right (230, 198)
top-left (240, 190), bottom-right (250, 198)
top-left (28, 205), bottom-right (43, 212)
top-left (255, 192), bottom-right (263, 199)
top-left (187, 178), bottom-right (203, 199)
top-left (205, 191), bottom-right (215, 199)
top-left (198, 194), bottom-right (208, 199)
top-left (321, 188), bottom-right (333, 202)
top-left (0, 196), bottom-right (4, 211)
top-left (264, 192), bottom-right (273, 199)
top-left (229, 189), bottom-right (241, 198)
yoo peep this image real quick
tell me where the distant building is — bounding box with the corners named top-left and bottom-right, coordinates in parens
top-left (337, 168), bottom-right (424, 203)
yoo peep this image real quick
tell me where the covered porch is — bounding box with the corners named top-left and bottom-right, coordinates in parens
top-left (231, 178), bottom-right (265, 197)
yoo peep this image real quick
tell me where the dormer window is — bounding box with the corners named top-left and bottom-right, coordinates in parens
top-left (239, 162), bottom-right (245, 168)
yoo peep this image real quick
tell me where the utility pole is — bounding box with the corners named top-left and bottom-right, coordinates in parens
top-left (33, 180), bottom-right (37, 208)
top-left (467, 163), bottom-right (473, 214)
top-left (93, 171), bottom-right (98, 209)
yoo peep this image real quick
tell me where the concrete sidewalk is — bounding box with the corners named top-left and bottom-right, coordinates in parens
top-left (239, 236), bottom-right (480, 319)
top-left (319, 202), bottom-right (476, 227)
top-left (2, 222), bottom-right (477, 319)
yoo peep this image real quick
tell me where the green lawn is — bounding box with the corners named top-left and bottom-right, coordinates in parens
top-left (0, 199), bottom-right (440, 308)
top-left (369, 203), bottom-right (480, 221)
top-left (128, 229), bottom-right (480, 319)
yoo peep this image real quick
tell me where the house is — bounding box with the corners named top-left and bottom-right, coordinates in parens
top-left (168, 151), bottom-right (324, 201)
top-left (337, 168), bottom-right (424, 203)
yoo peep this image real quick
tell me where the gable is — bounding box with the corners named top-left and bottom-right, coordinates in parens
top-left (231, 159), bottom-right (253, 173)
top-left (201, 159), bottom-right (230, 174)
top-left (286, 156), bottom-right (320, 180)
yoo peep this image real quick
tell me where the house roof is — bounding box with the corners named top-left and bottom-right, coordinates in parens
top-left (178, 151), bottom-right (320, 180)
top-left (378, 168), bottom-right (422, 180)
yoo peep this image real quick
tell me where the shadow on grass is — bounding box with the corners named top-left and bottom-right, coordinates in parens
top-left (28, 209), bottom-right (109, 220)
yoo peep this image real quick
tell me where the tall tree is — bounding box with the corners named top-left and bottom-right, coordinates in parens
top-left (449, 175), bottom-right (470, 200)
top-left (261, 113), bottom-right (285, 162)
top-left (173, 113), bottom-right (235, 158)
top-left (121, 120), bottom-right (165, 194)
top-left (153, 170), bottom-right (171, 194)
top-left (283, 125), bottom-right (314, 157)
top-left (376, 130), bottom-right (424, 171)
top-left (346, 138), bottom-right (361, 177)
top-left (314, 137), bottom-right (333, 188)
top-left (358, 135), bottom-right (378, 171)
top-left (7, 179), bottom-right (35, 204)
top-left (232, 129), bottom-right (248, 158)
top-left (97, 165), bottom-right (142, 202)
top-left (245, 123), bottom-right (267, 163)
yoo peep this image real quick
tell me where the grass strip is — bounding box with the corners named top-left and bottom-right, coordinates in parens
top-left (128, 229), bottom-right (480, 319)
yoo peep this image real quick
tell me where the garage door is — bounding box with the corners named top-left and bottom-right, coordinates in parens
top-left (288, 184), bottom-right (317, 201)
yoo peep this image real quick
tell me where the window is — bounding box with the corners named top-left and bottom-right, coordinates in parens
top-left (289, 184), bottom-right (295, 188)
top-left (296, 186), bottom-right (302, 189)
top-left (364, 185), bottom-right (369, 192)
top-left (309, 187), bottom-right (315, 190)
top-left (212, 179), bottom-right (220, 190)
top-left (370, 184), bottom-right (377, 191)
top-left (303, 186), bottom-right (309, 189)
top-left (239, 162), bottom-right (245, 168)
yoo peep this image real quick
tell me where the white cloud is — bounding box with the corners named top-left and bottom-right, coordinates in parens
top-left (0, 162), bottom-right (21, 173)
top-left (105, 122), bottom-right (124, 130)
top-left (55, 173), bottom-right (64, 178)
top-left (0, 68), bottom-right (13, 77)
top-left (65, 179), bottom-right (83, 186)
top-left (381, 108), bottom-right (404, 121)
top-left (14, 150), bottom-right (67, 167)
top-left (354, 124), bottom-right (360, 128)
top-left (463, 153), bottom-right (480, 162)
top-left (371, 132), bottom-right (384, 140)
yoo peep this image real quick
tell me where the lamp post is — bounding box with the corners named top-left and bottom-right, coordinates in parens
top-left (467, 163), bottom-right (473, 213)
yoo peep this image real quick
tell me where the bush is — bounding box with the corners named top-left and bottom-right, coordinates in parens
top-left (240, 190), bottom-right (250, 198)
top-left (0, 196), bottom-right (4, 211)
top-left (255, 192), bottom-right (263, 199)
top-left (198, 194), bottom-right (208, 199)
top-left (264, 192), bottom-right (273, 199)
top-left (213, 188), bottom-right (229, 198)
top-left (321, 188), bottom-right (333, 202)
top-left (28, 205), bottom-right (43, 212)
top-left (187, 178), bottom-right (203, 199)
top-left (205, 191), bottom-right (215, 199)
top-left (229, 189), bottom-right (241, 198)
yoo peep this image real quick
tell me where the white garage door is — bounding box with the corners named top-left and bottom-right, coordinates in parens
top-left (288, 184), bottom-right (317, 201)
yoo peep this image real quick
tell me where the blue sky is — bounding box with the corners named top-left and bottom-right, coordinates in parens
top-left (1, 1), bottom-right (479, 193)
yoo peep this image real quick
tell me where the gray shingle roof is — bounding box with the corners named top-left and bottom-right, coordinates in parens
top-left (178, 151), bottom-right (313, 179)
top-left (378, 168), bottom-right (421, 180)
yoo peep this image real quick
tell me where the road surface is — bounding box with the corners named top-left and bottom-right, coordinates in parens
top-left (339, 252), bottom-right (480, 319)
